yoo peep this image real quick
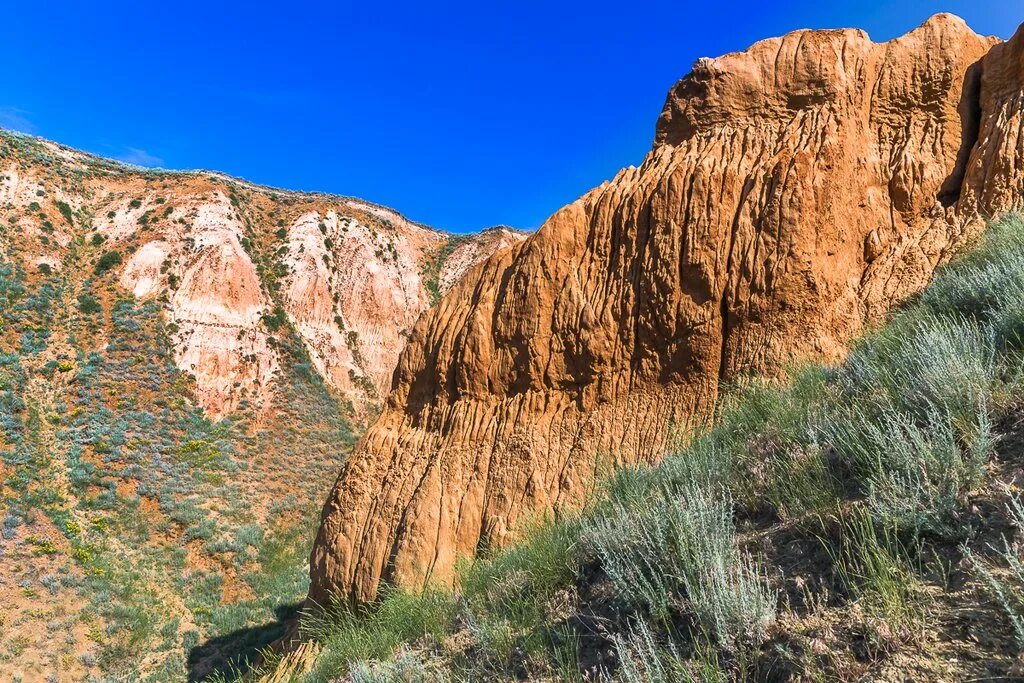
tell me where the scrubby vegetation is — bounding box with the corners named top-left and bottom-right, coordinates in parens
top-left (421, 234), bottom-right (469, 306)
top-left (239, 213), bottom-right (1024, 681)
top-left (0, 149), bottom-right (360, 680)
top-left (93, 249), bottom-right (123, 275)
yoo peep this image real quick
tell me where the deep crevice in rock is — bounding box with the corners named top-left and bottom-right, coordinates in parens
top-left (939, 59), bottom-right (984, 207)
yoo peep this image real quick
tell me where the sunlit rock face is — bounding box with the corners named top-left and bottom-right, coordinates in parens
top-left (309, 14), bottom-right (1024, 606)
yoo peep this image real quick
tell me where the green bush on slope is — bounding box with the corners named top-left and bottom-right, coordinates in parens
top-left (93, 249), bottom-right (123, 275)
top-left (586, 485), bottom-right (776, 649)
top-left (967, 494), bottom-right (1024, 647)
top-left (257, 213), bottom-right (1024, 682)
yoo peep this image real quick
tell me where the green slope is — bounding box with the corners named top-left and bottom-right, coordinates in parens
top-left (0, 202), bottom-right (357, 681)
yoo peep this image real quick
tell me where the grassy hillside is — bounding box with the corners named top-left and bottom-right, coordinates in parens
top-left (0, 152), bottom-right (359, 681)
top-left (0, 129), bottom-right (524, 682)
top-left (246, 212), bottom-right (1024, 681)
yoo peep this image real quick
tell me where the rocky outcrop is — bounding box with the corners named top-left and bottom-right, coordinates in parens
top-left (309, 14), bottom-right (1024, 606)
top-left (0, 134), bottom-right (523, 419)
top-left (436, 226), bottom-right (525, 294)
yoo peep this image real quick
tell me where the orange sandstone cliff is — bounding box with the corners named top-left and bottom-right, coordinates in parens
top-left (309, 14), bottom-right (1024, 605)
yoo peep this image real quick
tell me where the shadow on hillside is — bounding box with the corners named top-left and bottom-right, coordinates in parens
top-left (187, 601), bottom-right (303, 682)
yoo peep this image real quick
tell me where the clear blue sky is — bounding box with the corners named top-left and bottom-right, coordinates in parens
top-left (0, 2), bottom-right (1019, 232)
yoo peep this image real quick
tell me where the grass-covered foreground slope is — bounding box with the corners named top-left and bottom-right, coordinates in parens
top-left (251, 212), bottom-right (1024, 682)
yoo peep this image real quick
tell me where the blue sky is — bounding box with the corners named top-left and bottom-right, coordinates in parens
top-left (1, 2), bottom-right (1019, 232)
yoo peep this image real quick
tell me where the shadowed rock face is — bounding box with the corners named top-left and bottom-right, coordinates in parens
top-left (309, 14), bottom-right (1024, 606)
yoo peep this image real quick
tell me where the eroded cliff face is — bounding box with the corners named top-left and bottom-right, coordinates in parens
top-left (0, 138), bottom-right (522, 419)
top-left (309, 14), bottom-right (1024, 606)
